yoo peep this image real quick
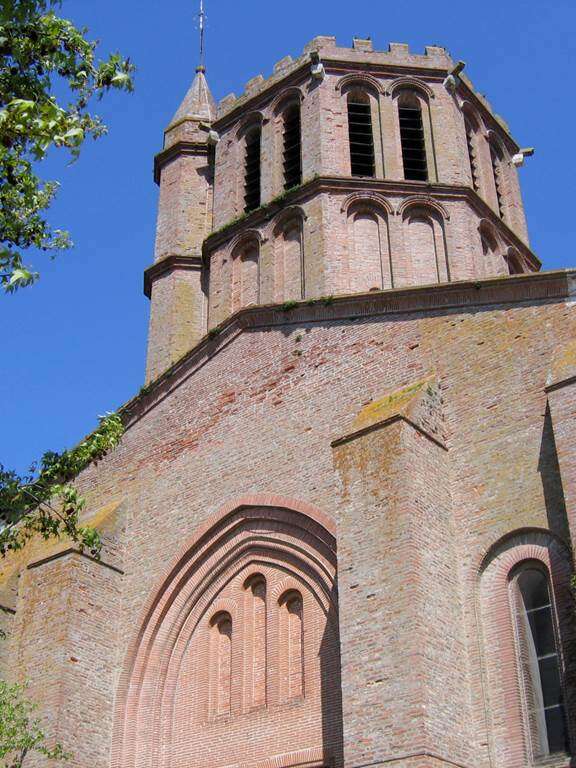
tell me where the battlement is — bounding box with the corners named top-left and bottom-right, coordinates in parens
top-left (215, 36), bottom-right (513, 145)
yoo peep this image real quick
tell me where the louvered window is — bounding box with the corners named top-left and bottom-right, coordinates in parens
top-left (283, 104), bottom-right (302, 189)
top-left (347, 92), bottom-right (375, 178)
top-left (399, 100), bottom-right (428, 181)
top-left (244, 127), bottom-right (261, 213)
top-left (490, 144), bottom-right (505, 218)
top-left (465, 120), bottom-right (480, 192)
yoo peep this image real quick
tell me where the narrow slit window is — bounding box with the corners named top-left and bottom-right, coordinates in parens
top-left (514, 567), bottom-right (569, 758)
top-left (347, 92), bottom-right (375, 178)
top-left (244, 127), bottom-right (261, 213)
top-left (399, 98), bottom-right (428, 181)
top-left (283, 104), bottom-right (302, 189)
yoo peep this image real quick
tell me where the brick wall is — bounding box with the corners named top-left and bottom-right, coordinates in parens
top-left (3, 273), bottom-right (575, 768)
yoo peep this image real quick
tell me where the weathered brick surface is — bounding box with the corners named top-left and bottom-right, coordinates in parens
top-left (3, 273), bottom-right (575, 768)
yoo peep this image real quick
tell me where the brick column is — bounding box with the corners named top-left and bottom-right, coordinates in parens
top-left (546, 338), bottom-right (576, 539)
top-left (332, 382), bottom-right (473, 768)
top-left (13, 551), bottom-right (122, 768)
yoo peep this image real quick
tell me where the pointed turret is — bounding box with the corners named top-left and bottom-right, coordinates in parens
top-left (168, 66), bottom-right (216, 127)
top-left (144, 65), bottom-right (217, 383)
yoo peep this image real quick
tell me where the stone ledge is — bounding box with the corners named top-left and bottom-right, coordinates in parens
top-left (331, 413), bottom-right (448, 451)
top-left (144, 255), bottom-right (203, 298)
top-left (123, 269), bottom-right (574, 428)
top-left (27, 548), bottom-right (124, 575)
top-left (154, 141), bottom-right (211, 184)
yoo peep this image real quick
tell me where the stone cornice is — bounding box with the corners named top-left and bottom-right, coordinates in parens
top-left (202, 175), bottom-right (539, 268)
top-left (123, 269), bottom-right (574, 428)
top-left (144, 255), bottom-right (203, 298)
top-left (154, 141), bottom-right (211, 185)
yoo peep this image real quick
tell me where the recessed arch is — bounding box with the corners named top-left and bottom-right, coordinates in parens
top-left (271, 205), bottom-right (308, 236)
top-left (387, 76), bottom-right (434, 100)
top-left (478, 528), bottom-right (575, 765)
top-left (269, 87), bottom-right (304, 116)
top-left (235, 110), bottom-right (264, 140)
top-left (335, 72), bottom-right (385, 95)
top-left (505, 246), bottom-right (524, 275)
top-left (112, 499), bottom-right (340, 768)
top-left (398, 196), bottom-right (450, 221)
top-left (340, 192), bottom-right (393, 216)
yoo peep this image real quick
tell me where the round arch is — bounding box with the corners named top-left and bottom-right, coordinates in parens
top-left (335, 72), bottom-right (385, 95)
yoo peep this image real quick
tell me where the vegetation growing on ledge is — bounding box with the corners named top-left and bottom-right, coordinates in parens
top-left (0, 412), bottom-right (124, 557)
top-left (206, 180), bottom-right (308, 244)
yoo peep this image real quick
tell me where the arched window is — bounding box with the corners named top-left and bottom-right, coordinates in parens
top-left (282, 103), bottom-right (302, 189)
top-left (511, 565), bottom-right (569, 758)
top-left (398, 92), bottom-right (428, 181)
top-left (232, 239), bottom-right (260, 311)
top-left (347, 91), bottom-right (375, 178)
top-left (210, 612), bottom-right (233, 717)
top-left (244, 126), bottom-right (262, 212)
top-left (490, 141), bottom-right (506, 219)
top-left (279, 590), bottom-right (304, 701)
top-left (244, 575), bottom-right (267, 709)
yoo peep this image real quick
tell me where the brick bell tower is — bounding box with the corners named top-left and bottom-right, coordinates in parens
top-left (144, 35), bottom-right (540, 384)
top-left (144, 63), bottom-right (216, 383)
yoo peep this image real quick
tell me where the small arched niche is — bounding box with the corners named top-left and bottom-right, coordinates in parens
top-left (273, 213), bottom-right (305, 302)
top-left (278, 589), bottom-right (305, 702)
top-left (346, 202), bottom-right (392, 292)
top-left (402, 204), bottom-right (447, 285)
top-left (231, 236), bottom-right (260, 311)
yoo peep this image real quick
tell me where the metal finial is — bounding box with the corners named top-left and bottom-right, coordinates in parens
top-left (197, 0), bottom-right (206, 72)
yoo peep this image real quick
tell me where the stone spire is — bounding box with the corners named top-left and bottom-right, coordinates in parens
top-left (168, 65), bottom-right (217, 127)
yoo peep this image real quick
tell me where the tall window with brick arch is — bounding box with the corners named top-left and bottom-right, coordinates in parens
top-left (244, 125), bottom-right (262, 212)
top-left (511, 565), bottom-right (569, 758)
top-left (398, 92), bottom-right (428, 181)
top-left (282, 102), bottom-right (302, 189)
top-left (347, 90), bottom-right (375, 178)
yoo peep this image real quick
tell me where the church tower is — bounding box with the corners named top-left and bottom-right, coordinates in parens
top-left (145, 35), bottom-right (539, 381)
top-left (4, 27), bottom-right (575, 768)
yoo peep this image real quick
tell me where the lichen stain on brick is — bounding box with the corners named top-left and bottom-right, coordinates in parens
top-left (352, 378), bottom-right (431, 433)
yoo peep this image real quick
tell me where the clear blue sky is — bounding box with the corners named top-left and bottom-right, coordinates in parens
top-left (1, 0), bottom-right (575, 474)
